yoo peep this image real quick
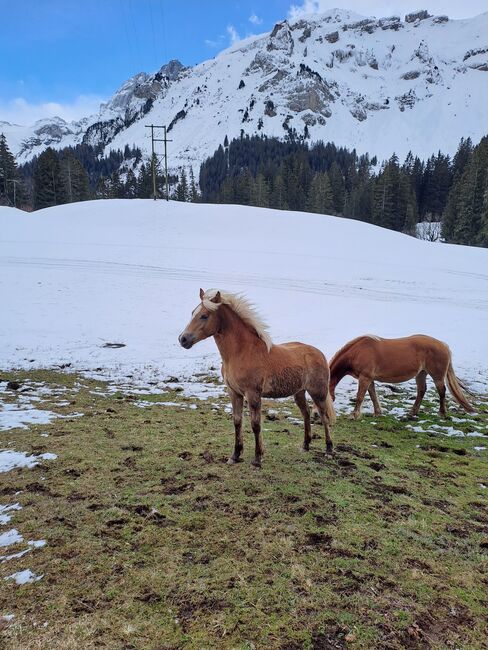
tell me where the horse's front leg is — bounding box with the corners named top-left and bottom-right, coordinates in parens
top-left (227, 389), bottom-right (244, 465)
top-left (351, 376), bottom-right (370, 419)
top-left (368, 382), bottom-right (382, 416)
top-left (247, 392), bottom-right (264, 468)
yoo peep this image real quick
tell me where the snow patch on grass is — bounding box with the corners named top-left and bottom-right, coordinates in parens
top-left (0, 503), bottom-right (21, 525)
top-left (0, 450), bottom-right (57, 473)
top-left (4, 569), bottom-right (43, 585)
top-left (0, 529), bottom-right (23, 548)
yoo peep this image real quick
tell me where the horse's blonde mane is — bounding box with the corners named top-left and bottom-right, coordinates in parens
top-left (330, 334), bottom-right (381, 365)
top-left (203, 289), bottom-right (273, 351)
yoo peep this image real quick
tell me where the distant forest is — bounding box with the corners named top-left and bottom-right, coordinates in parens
top-left (1, 131), bottom-right (487, 248)
top-left (199, 134), bottom-right (488, 248)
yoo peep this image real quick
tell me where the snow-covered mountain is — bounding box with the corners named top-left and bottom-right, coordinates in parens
top-left (3, 8), bottom-right (488, 169)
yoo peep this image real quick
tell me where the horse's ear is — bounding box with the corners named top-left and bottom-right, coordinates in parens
top-left (211, 291), bottom-right (221, 304)
top-left (199, 288), bottom-right (205, 300)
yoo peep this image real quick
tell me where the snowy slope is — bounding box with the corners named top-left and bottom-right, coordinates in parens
top-left (3, 9), bottom-right (488, 168)
top-left (1, 200), bottom-right (487, 392)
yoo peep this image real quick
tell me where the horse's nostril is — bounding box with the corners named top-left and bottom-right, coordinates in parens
top-left (179, 333), bottom-right (192, 348)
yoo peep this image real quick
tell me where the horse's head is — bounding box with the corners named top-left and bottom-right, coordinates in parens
top-left (178, 288), bottom-right (221, 349)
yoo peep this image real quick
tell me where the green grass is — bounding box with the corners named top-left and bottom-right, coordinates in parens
top-left (0, 370), bottom-right (487, 649)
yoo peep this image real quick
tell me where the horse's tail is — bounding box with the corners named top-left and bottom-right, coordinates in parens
top-left (325, 392), bottom-right (336, 425)
top-left (446, 362), bottom-right (474, 412)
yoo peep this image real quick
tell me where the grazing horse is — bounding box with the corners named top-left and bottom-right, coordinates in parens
top-left (329, 334), bottom-right (473, 419)
top-left (178, 289), bottom-right (335, 467)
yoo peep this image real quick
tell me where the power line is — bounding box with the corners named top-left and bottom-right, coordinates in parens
top-left (119, 0), bottom-right (136, 65)
top-left (158, 0), bottom-right (168, 64)
top-left (148, 0), bottom-right (158, 71)
top-left (128, 0), bottom-right (143, 70)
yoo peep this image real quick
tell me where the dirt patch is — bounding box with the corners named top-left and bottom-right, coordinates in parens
top-left (369, 461), bottom-right (385, 472)
top-left (305, 532), bottom-right (333, 547)
top-left (400, 601), bottom-right (475, 648)
top-left (162, 482), bottom-right (195, 495)
top-left (310, 626), bottom-right (347, 649)
top-left (335, 443), bottom-right (374, 459)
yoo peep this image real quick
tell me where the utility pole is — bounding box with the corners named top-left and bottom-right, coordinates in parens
top-left (8, 179), bottom-right (21, 208)
top-left (1, 170), bottom-right (21, 208)
top-left (145, 124), bottom-right (172, 201)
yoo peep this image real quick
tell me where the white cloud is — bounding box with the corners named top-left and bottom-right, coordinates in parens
top-left (205, 37), bottom-right (224, 48)
top-left (0, 95), bottom-right (105, 126)
top-left (226, 24), bottom-right (240, 45)
top-left (288, 1), bottom-right (488, 20)
top-left (249, 12), bottom-right (263, 25)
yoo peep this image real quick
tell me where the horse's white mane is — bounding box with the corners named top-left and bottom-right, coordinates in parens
top-left (203, 289), bottom-right (273, 351)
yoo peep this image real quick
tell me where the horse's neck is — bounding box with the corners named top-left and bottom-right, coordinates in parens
top-left (214, 305), bottom-right (264, 364)
top-left (330, 354), bottom-right (349, 387)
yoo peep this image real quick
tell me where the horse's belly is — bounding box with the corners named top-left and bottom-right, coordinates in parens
top-left (376, 367), bottom-right (420, 383)
top-left (262, 367), bottom-right (305, 398)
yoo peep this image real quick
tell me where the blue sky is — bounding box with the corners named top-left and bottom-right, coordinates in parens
top-left (1, 0), bottom-right (486, 124)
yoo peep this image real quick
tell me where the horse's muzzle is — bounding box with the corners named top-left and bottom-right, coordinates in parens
top-left (178, 332), bottom-right (194, 349)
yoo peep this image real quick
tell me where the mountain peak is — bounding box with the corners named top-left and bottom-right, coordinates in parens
top-left (6, 9), bottom-right (488, 169)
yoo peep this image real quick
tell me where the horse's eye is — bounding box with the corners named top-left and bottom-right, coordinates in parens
top-left (200, 314), bottom-right (208, 321)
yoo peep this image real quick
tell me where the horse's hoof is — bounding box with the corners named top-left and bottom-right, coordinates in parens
top-left (227, 456), bottom-right (242, 465)
top-left (251, 459), bottom-right (262, 469)
top-left (302, 444), bottom-right (310, 452)
top-left (326, 443), bottom-right (334, 455)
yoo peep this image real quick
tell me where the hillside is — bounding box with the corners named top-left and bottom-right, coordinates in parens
top-left (2, 9), bottom-right (488, 169)
top-left (1, 199), bottom-right (487, 392)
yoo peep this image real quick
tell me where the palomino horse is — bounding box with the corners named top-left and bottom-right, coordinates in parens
top-left (179, 289), bottom-right (335, 467)
top-left (329, 334), bottom-right (473, 419)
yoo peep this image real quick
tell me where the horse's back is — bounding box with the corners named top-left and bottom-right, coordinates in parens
top-left (378, 335), bottom-right (450, 358)
top-left (272, 341), bottom-right (328, 366)
top-left (262, 341), bottom-right (329, 398)
top-left (331, 334), bottom-right (451, 383)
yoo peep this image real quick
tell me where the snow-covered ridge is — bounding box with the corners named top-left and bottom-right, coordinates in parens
top-left (2, 9), bottom-right (488, 167)
top-left (1, 199), bottom-right (487, 393)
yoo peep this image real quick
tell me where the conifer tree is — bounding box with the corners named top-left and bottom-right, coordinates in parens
top-left (124, 169), bottom-right (137, 198)
top-left (328, 162), bottom-right (345, 214)
top-left (137, 163), bottom-right (153, 198)
top-left (479, 185), bottom-right (488, 247)
top-left (33, 147), bottom-right (67, 209)
top-left (0, 133), bottom-right (25, 207)
top-left (269, 174), bottom-right (288, 210)
top-left (452, 137), bottom-right (488, 245)
top-left (175, 168), bottom-right (189, 202)
top-left (95, 176), bottom-right (111, 199)
top-left (109, 170), bottom-right (124, 198)
top-left (219, 177), bottom-right (234, 204)
top-left (249, 173), bottom-right (269, 208)
top-left (189, 168), bottom-right (200, 202)
top-left (308, 172), bottom-right (334, 214)
top-left (59, 153), bottom-right (90, 202)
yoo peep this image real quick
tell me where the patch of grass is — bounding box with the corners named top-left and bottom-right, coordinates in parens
top-left (0, 371), bottom-right (487, 649)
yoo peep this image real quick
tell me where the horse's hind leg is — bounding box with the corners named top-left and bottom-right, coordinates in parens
top-left (410, 371), bottom-right (427, 417)
top-left (352, 376), bottom-right (371, 420)
top-left (433, 376), bottom-right (447, 417)
top-left (227, 389), bottom-right (244, 465)
top-left (247, 392), bottom-right (264, 467)
top-left (309, 392), bottom-right (333, 454)
top-left (368, 382), bottom-right (382, 416)
top-left (294, 390), bottom-right (312, 451)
